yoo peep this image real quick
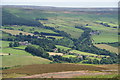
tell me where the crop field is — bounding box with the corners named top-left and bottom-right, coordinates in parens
top-left (94, 44), bottom-right (118, 54)
top-left (70, 50), bottom-right (98, 56)
top-left (48, 52), bottom-right (63, 56)
top-left (56, 45), bottom-right (71, 51)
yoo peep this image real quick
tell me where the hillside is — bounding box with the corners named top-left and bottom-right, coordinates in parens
top-left (1, 5), bottom-right (119, 78)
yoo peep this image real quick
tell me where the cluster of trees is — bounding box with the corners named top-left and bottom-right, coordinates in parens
top-left (52, 55), bottom-right (82, 63)
top-left (74, 26), bottom-right (117, 57)
top-left (3, 33), bottom-right (56, 52)
top-left (33, 31), bottom-right (62, 36)
top-left (43, 26), bottom-right (71, 38)
top-left (9, 42), bottom-right (20, 47)
top-left (35, 18), bottom-right (48, 20)
top-left (25, 45), bottom-right (51, 59)
top-left (55, 37), bottom-right (74, 48)
top-left (83, 57), bottom-right (118, 64)
top-left (25, 46), bottom-right (82, 63)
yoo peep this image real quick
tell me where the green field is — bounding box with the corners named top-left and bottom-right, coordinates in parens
top-left (2, 26), bottom-right (57, 34)
top-left (62, 55), bottom-right (77, 58)
top-left (2, 41), bottom-right (51, 67)
top-left (70, 50), bottom-right (98, 56)
top-left (2, 55), bottom-right (51, 67)
top-left (56, 45), bottom-right (71, 50)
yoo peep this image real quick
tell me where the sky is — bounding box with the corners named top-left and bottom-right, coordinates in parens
top-left (1, 0), bottom-right (119, 8)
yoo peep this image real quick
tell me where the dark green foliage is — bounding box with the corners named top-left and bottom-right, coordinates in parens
top-left (25, 45), bottom-right (50, 59)
top-left (2, 9), bottom-right (43, 27)
top-left (9, 42), bottom-right (20, 47)
top-left (55, 37), bottom-right (74, 48)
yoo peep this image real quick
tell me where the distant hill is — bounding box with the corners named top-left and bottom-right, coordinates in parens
top-left (2, 9), bottom-right (43, 27)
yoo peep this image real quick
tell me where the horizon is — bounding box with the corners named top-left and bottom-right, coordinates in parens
top-left (1, 0), bottom-right (119, 8)
top-left (2, 5), bottom-right (118, 8)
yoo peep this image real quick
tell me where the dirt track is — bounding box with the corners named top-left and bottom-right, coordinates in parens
top-left (21, 71), bottom-right (111, 78)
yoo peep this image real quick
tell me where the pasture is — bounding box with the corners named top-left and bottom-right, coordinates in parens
top-left (2, 41), bottom-right (51, 67)
top-left (56, 45), bottom-right (71, 51)
top-left (1, 29), bottom-right (34, 36)
top-left (70, 50), bottom-right (98, 56)
top-left (94, 44), bottom-right (118, 54)
top-left (62, 55), bottom-right (77, 58)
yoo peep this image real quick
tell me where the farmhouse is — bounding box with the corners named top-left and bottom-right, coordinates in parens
top-left (18, 41), bottom-right (31, 45)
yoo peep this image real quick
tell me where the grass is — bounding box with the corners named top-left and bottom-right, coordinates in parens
top-left (1, 41), bottom-right (11, 48)
top-left (62, 55), bottom-right (77, 58)
top-left (94, 44), bottom-right (118, 54)
top-left (2, 26), bottom-right (57, 34)
top-left (2, 48), bottom-right (31, 56)
top-left (1, 29), bottom-right (34, 36)
top-left (14, 45), bottom-right (39, 50)
top-left (70, 50), bottom-right (98, 56)
top-left (2, 55), bottom-right (51, 67)
top-left (56, 45), bottom-right (71, 51)
top-left (2, 41), bottom-right (51, 67)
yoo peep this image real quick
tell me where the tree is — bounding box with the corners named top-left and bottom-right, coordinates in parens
top-left (9, 42), bottom-right (13, 47)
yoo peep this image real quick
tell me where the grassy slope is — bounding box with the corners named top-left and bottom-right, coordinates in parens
top-left (56, 45), bottom-right (71, 50)
top-left (2, 41), bottom-right (51, 67)
top-left (70, 50), bottom-right (98, 56)
top-left (3, 64), bottom-right (106, 75)
top-left (1, 29), bottom-right (34, 36)
top-left (94, 44), bottom-right (118, 54)
top-left (63, 55), bottom-right (77, 58)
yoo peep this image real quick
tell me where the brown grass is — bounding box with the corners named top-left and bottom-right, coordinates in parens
top-left (0, 53), bottom-right (9, 56)
top-left (48, 52), bottom-right (63, 56)
top-left (2, 64), bottom-right (107, 75)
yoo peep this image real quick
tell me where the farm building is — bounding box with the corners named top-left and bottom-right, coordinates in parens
top-left (18, 41), bottom-right (31, 45)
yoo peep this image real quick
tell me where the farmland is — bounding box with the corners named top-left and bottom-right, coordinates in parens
top-left (2, 41), bottom-right (51, 67)
top-left (0, 29), bottom-right (34, 36)
top-left (1, 6), bottom-right (119, 79)
top-left (70, 50), bottom-right (98, 56)
top-left (63, 55), bottom-right (77, 58)
top-left (94, 44), bottom-right (118, 54)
